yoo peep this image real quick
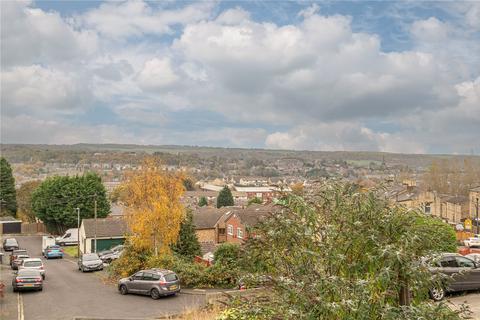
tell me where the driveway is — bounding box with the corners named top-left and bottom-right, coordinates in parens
top-left (449, 292), bottom-right (480, 319)
top-left (1, 235), bottom-right (205, 320)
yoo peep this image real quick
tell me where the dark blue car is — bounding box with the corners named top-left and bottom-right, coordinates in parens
top-left (43, 245), bottom-right (64, 259)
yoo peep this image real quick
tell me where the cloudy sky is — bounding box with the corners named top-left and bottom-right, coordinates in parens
top-left (1, 1), bottom-right (479, 154)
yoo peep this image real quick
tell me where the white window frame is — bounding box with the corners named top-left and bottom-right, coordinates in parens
top-left (227, 224), bottom-right (233, 235)
top-left (237, 227), bottom-right (243, 239)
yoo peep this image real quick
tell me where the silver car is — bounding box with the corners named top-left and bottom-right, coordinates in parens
top-left (19, 258), bottom-right (45, 279)
top-left (78, 253), bottom-right (103, 272)
top-left (118, 269), bottom-right (180, 299)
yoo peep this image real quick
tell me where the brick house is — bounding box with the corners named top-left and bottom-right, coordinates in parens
top-left (470, 187), bottom-right (480, 219)
top-left (192, 206), bottom-right (235, 253)
top-left (223, 204), bottom-right (279, 244)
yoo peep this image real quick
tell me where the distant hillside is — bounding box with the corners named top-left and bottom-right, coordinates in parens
top-left (1, 143), bottom-right (479, 168)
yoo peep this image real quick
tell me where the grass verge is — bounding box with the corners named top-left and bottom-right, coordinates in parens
top-left (63, 246), bottom-right (78, 258)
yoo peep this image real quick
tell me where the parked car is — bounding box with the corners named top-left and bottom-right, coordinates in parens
top-left (9, 249), bottom-right (28, 266)
top-left (11, 255), bottom-right (30, 270)
top-left (100, 250), bottom-right (123, 264)
top-left (43, 245), bottom-right (64, 259)
top-left (56, 228), bottom-right (78, 246)
top-left (78, 253), bottom-right (103, 272)
top-left (98, 244), bottom-right (124, 258)
top-left (118, 269), bottom-right (180, 299)
top-left (428, 253), bottom-right (480, 301)
top-left (466, 253), bottom-right (480, 263)
top-left (12, 269), bottom-right (43, 292)
top-left (3, 238), bottom-right (19, 251)
top-left (19, 258), bottom-right (45, 279)
top-left (464, 237), bottom-right (480, 247)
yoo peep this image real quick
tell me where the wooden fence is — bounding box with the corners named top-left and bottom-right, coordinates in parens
top-left (21, 222), bottom-right (46, 234)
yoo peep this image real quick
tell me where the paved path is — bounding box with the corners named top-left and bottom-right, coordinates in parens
top-left (1, 235), bottom-right (205, 320)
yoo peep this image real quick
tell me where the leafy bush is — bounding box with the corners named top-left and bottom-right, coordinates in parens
top-left (214, 243), bottom-right (240, 268)
top-left (220, 183), bottom-right (466, 320)
top-left (109, 245), bottom-right (151, 278)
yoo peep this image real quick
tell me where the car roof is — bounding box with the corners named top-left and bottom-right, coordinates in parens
top-left (13, 249), bottom-right (27, 252)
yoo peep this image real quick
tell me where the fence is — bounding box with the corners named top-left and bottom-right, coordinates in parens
top-left (21, 222), bottom-right (46, 234)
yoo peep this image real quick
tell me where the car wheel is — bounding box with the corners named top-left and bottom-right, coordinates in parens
top-left (150, 288), bottom-right (160, 300)
top-left (42, 275), bottom-right (45, 280)
top-left (119, 285), bottom-right (128, 295)
top-left (13, 287), bottom-right (17, 292)
top-left (38, 287), bottom-right (43, 291)
top-left (429, 286), bottom-right (445, 301)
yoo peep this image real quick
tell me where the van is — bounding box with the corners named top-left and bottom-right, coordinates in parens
top-left (56, 228), bottom-right (78, 246)
top-left (42, 235), bottom-right (56, 251)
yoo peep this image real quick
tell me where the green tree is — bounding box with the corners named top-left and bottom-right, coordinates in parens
top-left (172, 210), bottom-right (202, 260)
top-left (183, 177), bottom-right (196, 191)
top-left (247, 197), bottom-right (262, 206)
top-left (198, 196), bottom-right (208, 207)
top-left (16, 180), bottom-right (42, 222)
top-left (0, 157), bottom-right (17, 216)
top-left (32, 172), bottom-right (110, 234)
top-left (223, 183), bottom-right (462, 320)
top-left (217, 186), bottom-right (234, 208)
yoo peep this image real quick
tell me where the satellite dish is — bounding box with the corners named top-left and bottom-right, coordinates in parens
top-left (456, 224), bottom-right (464, 231)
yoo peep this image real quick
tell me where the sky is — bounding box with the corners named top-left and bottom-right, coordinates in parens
top-left (1, 0), bottom-right (479, 154)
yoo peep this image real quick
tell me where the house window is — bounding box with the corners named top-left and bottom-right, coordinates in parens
top-left (425, 202), bottom-right (431, 214)
top-left (218, 228), bottom-right (225, 235)
top-left (237, 228), bottom-right (243, 239)
top-left (227, 225), bottom-right (233, 235)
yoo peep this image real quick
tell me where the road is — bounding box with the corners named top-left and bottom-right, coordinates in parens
top-left (1, 235), bottom-right (205, 320)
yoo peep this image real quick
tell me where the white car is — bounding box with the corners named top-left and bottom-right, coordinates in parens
top-left (464, 237), bottom-right (480, 247)
top-left (19, 258), bottom-right (45, 279)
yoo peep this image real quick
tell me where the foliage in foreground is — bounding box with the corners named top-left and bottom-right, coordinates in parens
top-left (220, 183), bottom-right (465, 320)
top-left (32, 172), bottom-right (109, 233)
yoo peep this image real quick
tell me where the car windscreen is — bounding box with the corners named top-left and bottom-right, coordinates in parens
top-left (48, 246), bottom-right (61, 250)
top-left (18, 269), bottom-right (41, 277)
top-left (164, 273), bottom-right (178, 282)
top-left (24, 261), bottom-right (42, 267)
top-left (83, 254), bottom-right (99, 261)
top-left (5, 239), bottom-right (17, 245)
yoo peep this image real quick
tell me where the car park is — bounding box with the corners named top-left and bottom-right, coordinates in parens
top-left (19, 258), bottom-right (45, 279)
top-left (78, 253), bottom-right (103, 272)
top-left (429, 253), bottom-right (480, 301)
top-left (118, 269), bottom-right (180, 299)
top-left (12, 269), bottom-right (43, 292)
top-left (9, 249), bottom-right (28, 266)
top-left (43, 245), bottom-right (64, 259)
top-left (3, 238), bottom-right (19, 251)
top-left (11, 254), bottom-right (30, 270)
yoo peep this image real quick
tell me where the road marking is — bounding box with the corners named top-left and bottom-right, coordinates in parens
top-left (17, 292), bottom-right (24, 320)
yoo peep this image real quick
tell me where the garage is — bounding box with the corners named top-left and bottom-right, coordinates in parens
top-left (0, 216), bottom-right (22, 234)
top-left (91, 238), bottom-right (125, 252)
top-left (79, 217), bottom-right (127, 254)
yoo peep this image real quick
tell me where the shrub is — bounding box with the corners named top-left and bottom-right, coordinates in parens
top-left (109, 245), bottom-right (151, 278)
top-left (214, 243), bottom-right (240, 268)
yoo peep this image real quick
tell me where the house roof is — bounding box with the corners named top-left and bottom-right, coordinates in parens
top-left (444, 195), bottom-right (469, 205)
top-left (82, 218), bottom-right (127, 238)
top-left (192, 206), bottom-right (234, 229)
top-left (183, 191), bottom-right (218, 198)
top-left (0, 216), bottom-right (20, 222)
top-left (227, 203), bottom-right (281, 227)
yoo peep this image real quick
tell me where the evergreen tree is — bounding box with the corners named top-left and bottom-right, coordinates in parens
top-left (172, 210), bottom-right (201, 259)
top-left (0, 157), bottom-right (17, 216)
top-left (217, 186), bottom-right (234, 208)
top-left (32, 172), bottom-right (110, 234)
top-left (198, 196), bottom-right (208, 207)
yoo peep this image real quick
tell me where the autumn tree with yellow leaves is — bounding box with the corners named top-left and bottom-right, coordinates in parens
top-left (122, 157), bottom-right (185, 255)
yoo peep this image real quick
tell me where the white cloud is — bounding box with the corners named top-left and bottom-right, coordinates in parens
top-left (1, 65), bottom-right (89, 115)
top-left (78, 1), bottom-right (213, 40)
top-left (137, 58), bottom-right (179, 90)
top-left (0, 0), bottom-right (97, 67)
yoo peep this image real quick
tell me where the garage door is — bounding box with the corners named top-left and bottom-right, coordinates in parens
top-left (91, 238), bottom-right (125, 252)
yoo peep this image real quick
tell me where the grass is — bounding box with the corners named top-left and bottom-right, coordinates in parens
top-left (62, 246), bottom-right (79, 258)
top-left (175, 305), bottom-right (223, 320)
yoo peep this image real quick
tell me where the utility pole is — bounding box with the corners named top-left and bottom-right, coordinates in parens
top-left (477, 197), bottom-right (479, 235)
top-left (94, 194), bottom-right (97, 253)
top-left (76, 208), bottom-right (80, 259)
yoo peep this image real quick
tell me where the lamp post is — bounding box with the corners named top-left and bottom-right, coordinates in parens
top-left (76, 208), bottom-right (80, 260)
top-left (94, 194), bottom-right (97, 253)
top-left (476, 197), bottom-right (479, 235)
